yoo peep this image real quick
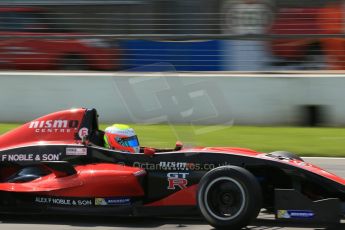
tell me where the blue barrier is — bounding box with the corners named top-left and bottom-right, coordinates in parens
top-left (119, 40), bottom-right (223, 71)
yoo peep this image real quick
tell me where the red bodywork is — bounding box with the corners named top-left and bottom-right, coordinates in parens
top-left (0, 7), bottom-right (120, 70)
top-left (0, 108), bottom-right (85, 150)
top-left (0, 164), bottom-right (145, 197)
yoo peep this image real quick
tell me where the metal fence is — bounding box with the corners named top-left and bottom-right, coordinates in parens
top-left (0, 0), bottom-right (344, 71)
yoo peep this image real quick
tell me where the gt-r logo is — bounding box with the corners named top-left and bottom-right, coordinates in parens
top-left (167, 172), bottom-right (189, 190)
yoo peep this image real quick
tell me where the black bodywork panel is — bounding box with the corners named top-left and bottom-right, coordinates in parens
top-left (275, 189), bottom-right (341, 224)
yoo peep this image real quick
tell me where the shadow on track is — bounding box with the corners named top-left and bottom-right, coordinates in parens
top-left (0, 214), bottom-right (344, 230)
top-left (0, 215), bottom-right (205, 228)
top-left (250, 217), bottom-right (345, 230)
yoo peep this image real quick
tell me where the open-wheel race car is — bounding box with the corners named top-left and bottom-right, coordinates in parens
top-left (0, 108), bottom-right (345, 229)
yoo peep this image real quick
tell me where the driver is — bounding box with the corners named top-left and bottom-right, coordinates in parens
top-left (104, 124), bottom-right (140, 153)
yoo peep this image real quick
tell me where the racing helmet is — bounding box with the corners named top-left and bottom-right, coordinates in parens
top-left (104, 124), bottom-right (140, 153)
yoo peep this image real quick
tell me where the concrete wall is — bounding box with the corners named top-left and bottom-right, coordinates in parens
top-left (1, 72), bottom-right (345, 126)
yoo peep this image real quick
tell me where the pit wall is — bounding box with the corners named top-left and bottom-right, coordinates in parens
top-left (1, 72), bottom-right (344, 126)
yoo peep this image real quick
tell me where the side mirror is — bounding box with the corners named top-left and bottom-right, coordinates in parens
top-left (175, 141), bottom-right (183, 151)
top-left (144, 147), bottom-right (156, 156)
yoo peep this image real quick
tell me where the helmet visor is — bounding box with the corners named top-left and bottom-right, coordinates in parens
top-left (115, 135), bottom-right (139, 147)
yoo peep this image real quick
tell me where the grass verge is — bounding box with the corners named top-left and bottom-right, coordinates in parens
top-left (1, 123), bottom-right (345, 157)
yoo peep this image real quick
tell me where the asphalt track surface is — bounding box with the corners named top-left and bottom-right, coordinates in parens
top-left (0, 157), bottom-right (344, 230)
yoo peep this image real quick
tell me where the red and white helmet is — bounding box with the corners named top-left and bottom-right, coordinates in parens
top-left (104, 124), bottom-right (140, 153)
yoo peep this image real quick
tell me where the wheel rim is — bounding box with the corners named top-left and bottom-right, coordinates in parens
top-left (203, 177), bottom-right (246, 221)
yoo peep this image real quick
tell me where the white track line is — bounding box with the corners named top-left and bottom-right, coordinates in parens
top-left (303, 157), bottom-right (345, 160)
top-left (1, 71), bottom-right (345, 78)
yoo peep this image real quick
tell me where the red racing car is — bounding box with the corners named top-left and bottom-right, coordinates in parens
top-left (0, 7), bottom-right (120, 70)
top-left (0, 108), bottom-right (344, 229)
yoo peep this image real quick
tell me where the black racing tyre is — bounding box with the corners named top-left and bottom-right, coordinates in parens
top-left (197, 166), bottom-right (262, 230)
top-left (270, 151), bottom-right (304, 162)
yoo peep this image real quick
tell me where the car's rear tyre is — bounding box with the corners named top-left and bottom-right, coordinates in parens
top-left (270, 151), bottom-right (304, 161)
top-left (197, 166), bottom-right (262, 230)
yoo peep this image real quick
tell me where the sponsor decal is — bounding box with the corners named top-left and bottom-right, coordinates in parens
top-left (159, 161), bottom-right (196, 170)
top-left (95, 197), bottom-right (131, 206)
top-left (167, 172), bottom-right (189, 190)
top-left (277, 210), bottom-right (315, 219)
top-left (35, 196), bottom-right (93, 206)
top-left (1, 153), bottom-right (62, 162)
top-left (29, 119), bottom-right (79, 133)
top-left (66, 147), bottom-right (87, 156)
top-left (78, 127), bottom-right (89, 139)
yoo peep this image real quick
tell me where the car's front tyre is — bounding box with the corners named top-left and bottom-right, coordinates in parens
top-left (197, 166), bottom-right (262, 229)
